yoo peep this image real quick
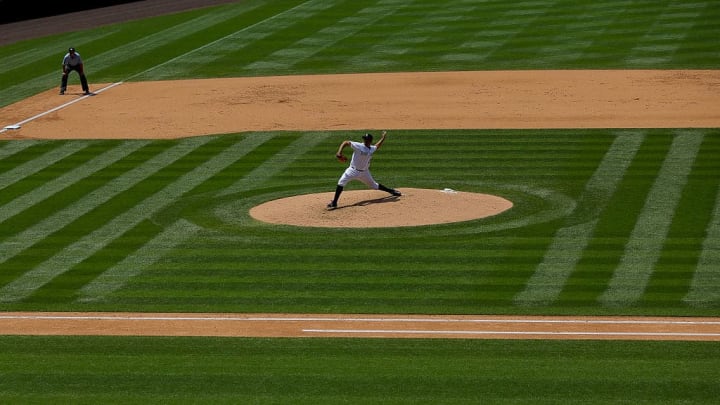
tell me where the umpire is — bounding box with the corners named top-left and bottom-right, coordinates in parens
top-left (59, 47), bottom-right (90, 95)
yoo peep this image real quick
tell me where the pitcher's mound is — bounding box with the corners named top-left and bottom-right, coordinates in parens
top-left (249, 188), bottom-right (513, 228)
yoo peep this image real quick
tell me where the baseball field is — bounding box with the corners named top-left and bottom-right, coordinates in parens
top-left (1, 0), bottom-right (719, 403)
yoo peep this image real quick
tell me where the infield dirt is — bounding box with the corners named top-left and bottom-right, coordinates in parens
top-left (3, 70), bottom-right (719, 140)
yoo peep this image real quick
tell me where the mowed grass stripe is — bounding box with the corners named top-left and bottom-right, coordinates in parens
top-left (242, 1), bottom-right (346, 72)
top-left (340, 0), bottom-right (447, 69)
top-left (234, 1), bottom-right (350, 74)
top-left (74, 134), bottom-right (275, 302)
top-left (533, 2), bottom-right (629, 65)
top-left (623, 2), bottom-right (701, 66)
top-left (0, 142), bottom-right (177, 246)
top-left (0, 143), bottom-right (73, 208)
top-left (684, 181), bottom-right (720, 307)
top-left (556, 133), bottom-right (673, 302)
top-left (219, 132), bottom-right (329, 197)
top-left (394, 132), bottom-right (599, 188)
top-left (146, 0), bottom-right (326, 78)
top-left (0, 140), bottom-right (38, 159)
top-left (76, 219), bottom-right (203, 303)
top-left (107, 5), bottom-right (253, 76)
top-left (131, 1), bottom-right (303, 80)
top-left (0, 134), bottom-right (274, 302)
top-left (0, 137), bottom-right (210, 281)
top-left (641, 131), bottom-right (720, 304)
top-left (676, 2), bottom-right (719, 68)
top-left (438, 1), bottom-right (554, 65)
top-left (0, 141), bottom-right (149, 224)
top-left (489, 0), bottom-right (618, 68)
top-left (25, 134), bottom-right (296, 304)
top-left (515, 131), bottom-right (644, 306)
top-left (246, 1), bottom-right (399, 73)
top-left (0, 143), bottom-right (117, 213)
top-left (600, 131), bottom-right (704, 307)
top-left (0, 142), bottom-right (88, 190)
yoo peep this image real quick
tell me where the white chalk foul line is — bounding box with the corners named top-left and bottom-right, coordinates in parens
top-left (302, 329), bottom-right (720, 337)
top-left (0, 82), bottom-right (123, 134)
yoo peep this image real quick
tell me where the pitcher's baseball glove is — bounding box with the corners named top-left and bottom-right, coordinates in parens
top-left (336, 154), bottom-right (347, 162)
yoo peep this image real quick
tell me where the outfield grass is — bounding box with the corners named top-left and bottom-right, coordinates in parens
top-left (2, 0), bottom-right (719, 106)
top-left (1, 0), bottom-right (719, 403)
top-left (2, 336), bottom-right (719, 404)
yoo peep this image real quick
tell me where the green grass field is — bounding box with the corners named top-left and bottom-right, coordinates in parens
top-left (1, 0), bottom-right (719, 403)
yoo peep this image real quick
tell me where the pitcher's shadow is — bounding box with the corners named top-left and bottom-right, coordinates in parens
top-left (340, 195), bottom-right (400, 209)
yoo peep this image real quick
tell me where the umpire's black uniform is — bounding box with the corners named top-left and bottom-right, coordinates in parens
top-left (60, 47), bottom-right (90, 95)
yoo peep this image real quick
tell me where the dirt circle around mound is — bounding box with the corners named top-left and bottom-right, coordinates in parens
top-left (249, 188), bottom-right (513, 228)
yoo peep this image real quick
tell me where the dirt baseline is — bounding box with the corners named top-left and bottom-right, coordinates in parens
top-left (1, 312), bottom-right (719, 341)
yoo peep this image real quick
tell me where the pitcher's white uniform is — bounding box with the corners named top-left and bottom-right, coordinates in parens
top-left (327, 131), bottom-right (401, 210)
top-left (337, 141), bottom-right (380, 189)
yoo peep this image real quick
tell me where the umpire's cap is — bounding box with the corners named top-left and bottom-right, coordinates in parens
top-left (362, 133), bottom-right (373, 141)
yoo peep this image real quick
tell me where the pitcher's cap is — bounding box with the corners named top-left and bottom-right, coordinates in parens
top-left (362, 133), bottom-right (373, 141)
top-left (69, 47), bottom-right (76, 52)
